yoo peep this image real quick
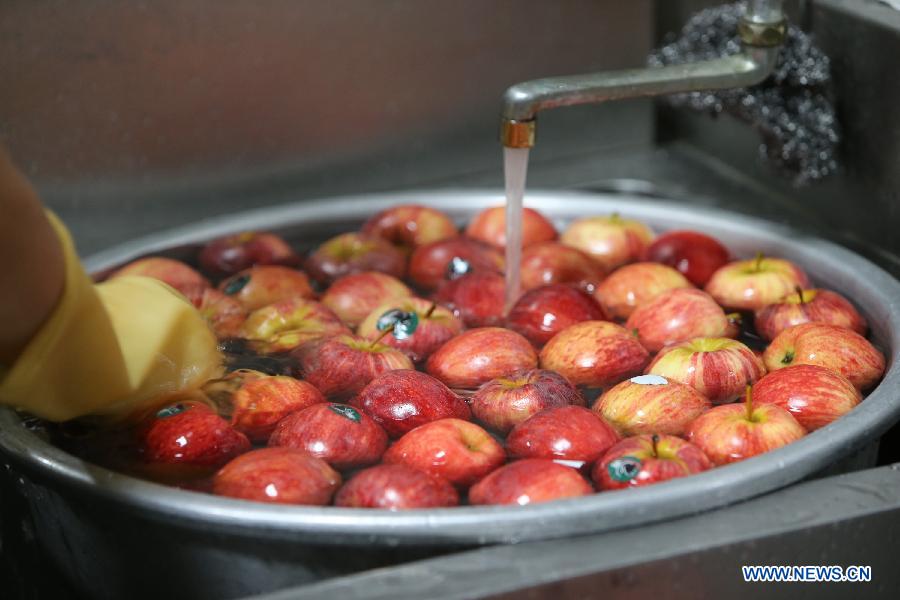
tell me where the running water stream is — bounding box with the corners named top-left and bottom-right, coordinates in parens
top-left (503, 147), bottom-right (530, 312)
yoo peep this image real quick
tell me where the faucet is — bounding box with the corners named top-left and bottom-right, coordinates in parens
top-left (500, 0), bottom-right (787, 148)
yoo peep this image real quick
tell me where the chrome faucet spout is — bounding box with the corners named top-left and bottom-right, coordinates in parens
top-left (500, 2), bottom-right (786, 148)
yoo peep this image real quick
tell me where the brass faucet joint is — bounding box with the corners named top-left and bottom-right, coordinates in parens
top-left (500, 119), bottom-right (536, 149)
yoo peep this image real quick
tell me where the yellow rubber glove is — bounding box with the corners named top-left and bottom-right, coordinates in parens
top-left (0, 213), bottom-right (223, 421)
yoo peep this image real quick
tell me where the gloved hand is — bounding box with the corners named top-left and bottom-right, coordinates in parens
top-left (0, 148), bottom-right (222, 421)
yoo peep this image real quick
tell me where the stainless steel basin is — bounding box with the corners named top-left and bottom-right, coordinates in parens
top-left (1, 189), bottom-right (898, 598)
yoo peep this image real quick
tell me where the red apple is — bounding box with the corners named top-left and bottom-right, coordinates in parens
top-left (334, 464), bottom-right (459, 509)
top-left (357, 297), bottom-right (463, 364)
top-left (505, 405), bottom-right (619, 467)
top-left (353, 369), bottom-right (471, 438)
top-left (320, 271), bottom-right (412, 328)
top-left (686, 388), bottom-right (806, 465)
top-left (471, 369), bottom-right (585, 434)
top-left (593, 262), bottom-right (692, 320)
top-left (645, 338), bottom-right (766, 404)
top-left (240, 297), bottom-right (350, 353)
top-left (593, 434), bottom-right (712, 490)
top-left (269, 402), bottom-right (388, 469)
top-left (752, 364), bottom-right (861, 431)
top-left (762, 323), bottom-right (885, 390)
top-left (111, 256), bottom-right (209, 294)
top-left (181, 285), bottom-right (247, 339)
top-left (213, 447), bottom-right (340, 505)
top-left (754, 288), bottom-right (867, 341)
top-left (560, 214), bottom-right (655, 272)
top-left (137, 401), bottom-right (250, 475)
top-left (217, 265), bottom-right (315, 311)
top-left (469, 459), bottom-right (593, 506)
top-left (519, 242), bottom-right (606, 293)
top-left (506, 284), bottom-right (608, 347)
top-left (705, 256), bottom-right (810, 311)
top-left (643, 230), bottom-right (730, 287)
top-left (199, 231), bottom-right (299, 278)
top-left (594, 375), bottom-right (712, 437)
top-left (625, 288), bottom-right (739, 353)
top-left (408, 237), bottom-right (504, 291)
top-left (291, 333), bottom-right (414, 398)
top-left (304, 232), bottom-right (406, 284)
top-left (465, 205), bottom-right (557, 249)
top-left (433, 271), bottom-right (506, 328)
top-left (425, 327), bottom-right (538, 392)
top-left (227, 375), bottom-right (326, 442)
top-left (383, 418), bottom-right (506, 487)
top-left (361, 204), bottom-right (458, 252)
top-left (538, 321), bottom-right (649, 389)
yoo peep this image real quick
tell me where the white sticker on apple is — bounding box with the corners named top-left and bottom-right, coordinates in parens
top-left (629, 374), bottom-right (669, 386)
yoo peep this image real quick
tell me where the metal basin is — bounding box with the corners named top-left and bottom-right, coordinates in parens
top-left (2, 189), bottom-right (899, 598)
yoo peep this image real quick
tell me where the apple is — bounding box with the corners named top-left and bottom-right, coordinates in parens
top-left (468, 459), bottom-right (593, 506)
top-left (560, 214), bottom-right (655, 272)
top-left (334, 464), bottom-right (459, 509)
top-left (361, 204), bottom-right (458, 252)
top-left (110, 256), bottom-right (209, 294)
top-left (217, 265), bottom-right (315, 311)
top-left (643, 230), bottom-right (730, 287)
top-left (425, 327), bottom-right (538, 392)
top-left (471, 369), bottom-right (585, 434)
top-left (290, 333), bottom-right (414, 398)
top-left (465, 205), bottom-right (557, 249)
top-left (506, 284), bottom-right (608, 347)
top-left (752, 364), bottom-right (861, 431)
top-left (352, 369), bottom-right (471, 438)
top-left (181, 285), bottom-right (247, 339)
top-left (625, 288), bottom-right (739, 353)
top-left (686, 387), bottom-right (806, 465)
top-left (433, 271), bottom-right (506, 328)
top-left (505, 405), bottom-right (619, 467)
top-left (594, 374), bottom-right (712, 437)
top-left (213, 447), bottom-right (341, 505)
top-left (538, 321), bottom-right (649, 389)
top-left (754, 288), bottom-right (867, 341)
top-left (320, 271), bottom-right (412, 328)
top-left (222, 374), bottom-right (326, 443)
top-left (268, 402), bottom-right (388, 470)
top-left (240, 297), bottom-right (350, 353)
top-left (704, 255), bottom-right (810, 311)
top-left (519, 241), bottom-right (606, 293)
top-left (408, 237), bottom-right (504, 291)
top-left (304, 232), bottom-right (406, 284)
top-left (383, 418), bottom-right (506, 487)
top-left (357, 297), bottom-right (463, 364)
top-left (593, 262), bottom-right (692, 320)
top-left (199, 231), bottom-right (299, 278)
top-left (137, 401), bottom-right (250, 476)
top-left (645, 338), bottom-right (766, 404)
top-left (762, 322), bottom-right (885, 390)
top-left (593, 434), bottom-right (712, 490)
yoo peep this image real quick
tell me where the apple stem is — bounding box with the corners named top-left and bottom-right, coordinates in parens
top-left (744, 385), bottom-right (753, 421)
top-left (795, 285), bottom-right (805, 304)
top-left (371, 325), bottom-right (395, 347)
top-left (424, 302), bottom-right (438, 319)
top-left (754, 252), bottom-right (765, 273)
top-left (651, 434), bottom-right (659, 458)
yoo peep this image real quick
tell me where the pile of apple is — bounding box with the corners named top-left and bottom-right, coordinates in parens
top-left (101, 203), bottom-right (886, 509)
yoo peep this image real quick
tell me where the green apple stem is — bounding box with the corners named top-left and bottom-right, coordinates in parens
top-left (754, 252), bottom-right (765, 273)
top-left (651, 434), bottom-right (659, 458)
top-left (371, 325), bottom-right (395, 347)
top-left (744, 385), bottom-right (754, 421)
top-left (795, 285), bottom-right (805, 304)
